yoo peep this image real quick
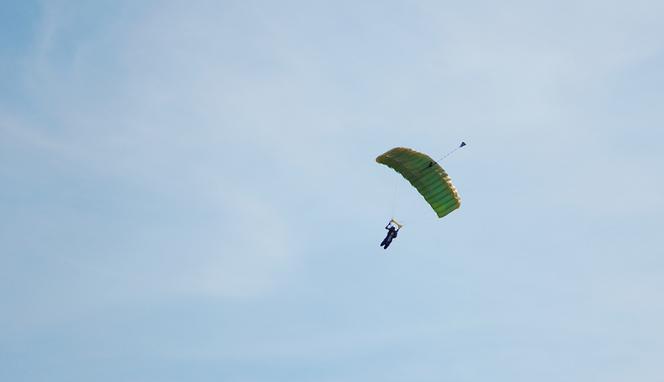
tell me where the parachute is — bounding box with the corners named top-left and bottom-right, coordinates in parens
top-left (377, 147), bottom-right (461, 218)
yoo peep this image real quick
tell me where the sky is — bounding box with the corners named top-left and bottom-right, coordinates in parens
top-left (1, 0), bottom-right (663, 381)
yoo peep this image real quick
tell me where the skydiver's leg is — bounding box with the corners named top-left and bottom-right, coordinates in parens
top-left (380, 235), bottom-right (390, 247)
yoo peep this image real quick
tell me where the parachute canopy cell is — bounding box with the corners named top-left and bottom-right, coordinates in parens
top-left (377, 147), bottom-right (461, 218)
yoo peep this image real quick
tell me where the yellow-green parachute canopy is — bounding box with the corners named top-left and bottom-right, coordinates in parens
top-left (377, 147), bottom-right (461, 218)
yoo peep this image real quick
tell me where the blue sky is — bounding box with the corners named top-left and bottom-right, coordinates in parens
top-left (1, 1), bottom-right (663, 381)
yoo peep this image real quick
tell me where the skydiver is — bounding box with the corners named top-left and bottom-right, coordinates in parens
top-left (380, 220), bottom-right (400, 249)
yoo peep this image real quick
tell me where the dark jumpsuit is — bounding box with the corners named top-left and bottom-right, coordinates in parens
top-left (380, 224), bottom-right (399, 249)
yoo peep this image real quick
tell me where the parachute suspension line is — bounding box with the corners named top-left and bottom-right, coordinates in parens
top-left (389, 178), bottom-right (399, 218)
